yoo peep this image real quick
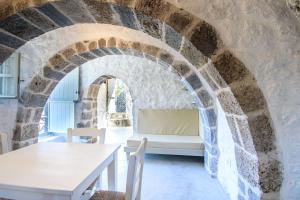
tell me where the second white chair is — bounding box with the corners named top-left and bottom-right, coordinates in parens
top-left (91, 138), bottom-right (148, 200)
top-left (67, 128), bottom-right (106, 200)
top-left (67, 128), bottom-right (106, 144)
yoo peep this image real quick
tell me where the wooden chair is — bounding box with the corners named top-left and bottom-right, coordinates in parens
top-left (91, 138), bottom-right (147, 200)
top-left (0, 133), bottom-right (8, 154)
top-left (67, 128), bottom-right (106, 144)
top-left (67, 128), bottom-right (106, 200)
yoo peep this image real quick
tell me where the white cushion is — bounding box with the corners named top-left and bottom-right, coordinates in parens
top-left (127, 134), bottom-right (204, 150)
top-left (138, 109), bottom-right (200, 136)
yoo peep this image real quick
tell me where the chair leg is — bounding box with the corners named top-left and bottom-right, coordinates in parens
top-left (136, 188), bottom-right (142, 200)
top-left (126, 152), bottom-right (130, 160)
top-left (97, 174), bottom-right (102, 189)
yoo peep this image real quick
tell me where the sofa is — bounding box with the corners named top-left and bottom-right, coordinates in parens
top-left (124, 109), bottom-right (204, 157)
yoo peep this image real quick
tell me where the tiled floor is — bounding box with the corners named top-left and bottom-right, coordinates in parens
top-left (39, 127), bottom-right (229, 200)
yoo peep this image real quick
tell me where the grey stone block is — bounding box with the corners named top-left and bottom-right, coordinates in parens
top-left (158, 51), bottom-right (174, 65)
top-left (19, 8), bottom-right (58, 32)
top-left (180, 39), bottom-right (207, 68)
top-left (197, 89), bottom-right (213, 108)
top-left (185, 73), bottom-right (202, 90)
top-left (29, 75), bottom-right (50, 93)
top-left (16, 107), bottom-right (32, 123)
top-left (0, 14), bottom-right (44, 40)
top-left (44, 66), bottom-right (65, 81)
top-left (82, 112), bottom-right (92, 120)
top-left (37, 3), bottom-right (73, 27)
top-left (217, 91), bottom-right (244, 115)
top-left (52, 0), bottom-right (95, 23)
top-left (166, 9), bottom-right (194, 34)
top-left (136, 12), bottom-right (163, 40)
top-left (206, 108), bottom-right (217, 127)
top-left (231, 83), bottom-right (265, 113)
top-left (0, 31), bottom-right (25, 49)
top-left (165, 24), bottom-right (182, 51)
top-left (190, 21), bottom-right (218, 57)
top-left (15, 124), bottom-right (39, 141)
top-left (79, 52), bottom-right (97, 60)
top-left (82, 0), bottom-right (115, 24)
top-left (33, 108), bottom-right (43, 123)
top-left (113, 5), bottom-right (139, 30)
top-left (259, 157), bottom-right (282, 193)
top-left (0, 45), bottom-right (14, 64)
top-left (248, 113), bottom-right (275, 153)
top-left (172, 62), bottom-right (191, 77)
top-left (20, 91), bottom-right (48, 107)
top-left (91, 49), bottom-right (106, 57)
top-left (68, 55), bottom-right (87, 65)
top-left (212, 50), bottom-right (249, 85)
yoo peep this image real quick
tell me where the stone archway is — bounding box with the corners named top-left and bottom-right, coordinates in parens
top-left (0, 1), bottom-right (283, 199)
top-left (76, 75), bottom-right (115, 129)
top-left (15, 37), bottom-right (215, 155)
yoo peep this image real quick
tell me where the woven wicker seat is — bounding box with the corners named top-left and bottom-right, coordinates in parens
top-left (90, 190), bottom-right (125, 200)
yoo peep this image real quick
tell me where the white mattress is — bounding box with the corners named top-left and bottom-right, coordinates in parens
top-left (127, 134), bottom-right (204, 150)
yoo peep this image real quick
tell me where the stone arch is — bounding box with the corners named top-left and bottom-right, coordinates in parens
top-left (15, 37), bottom-right (217, 173)
top-left (16, 38), bottom-right (214, 141)
top-left (79, 75), bottom-right (135, 129)
top-left (77, 75), bottom-right (122, 129)
top-left (0, 0), bottom-right (282, 198)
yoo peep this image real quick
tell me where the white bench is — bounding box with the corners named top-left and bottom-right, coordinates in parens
top-left (124, 109), bottom-right (204, 158)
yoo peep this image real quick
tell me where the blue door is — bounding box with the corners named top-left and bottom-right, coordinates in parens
top-left (48, 68), bottom-right (79, 133)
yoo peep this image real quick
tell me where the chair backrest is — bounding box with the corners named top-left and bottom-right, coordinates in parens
top-left (0, 133), bottom-right (8, 154)
top-left (125, 138), bottom-right (147, 200)
top-left (67, 128), bottom-right (106, 144)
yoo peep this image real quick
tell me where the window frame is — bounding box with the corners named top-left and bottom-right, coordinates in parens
top-left (0, 53), bottom-right (20, 99)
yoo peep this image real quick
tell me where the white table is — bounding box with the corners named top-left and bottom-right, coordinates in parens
top-left (0, 142), bottom-right (120, 200)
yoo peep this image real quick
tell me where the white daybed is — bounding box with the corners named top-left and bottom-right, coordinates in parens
top-left (124, 109), bottom-right (204, 157)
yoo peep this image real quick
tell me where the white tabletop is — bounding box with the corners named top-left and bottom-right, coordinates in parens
top-left (0, 142), bottom-right (120, 197)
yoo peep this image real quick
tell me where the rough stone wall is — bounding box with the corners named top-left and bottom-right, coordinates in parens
top-left (76, 84), bottom-right (99, 128)
top-left (79, 55), bottom-right (197, 133)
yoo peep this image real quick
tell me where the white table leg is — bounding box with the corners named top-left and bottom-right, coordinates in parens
top-left (97, 174), bottom-right (102, 189)
top-left (108, 151), bottom-right (118, 191)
